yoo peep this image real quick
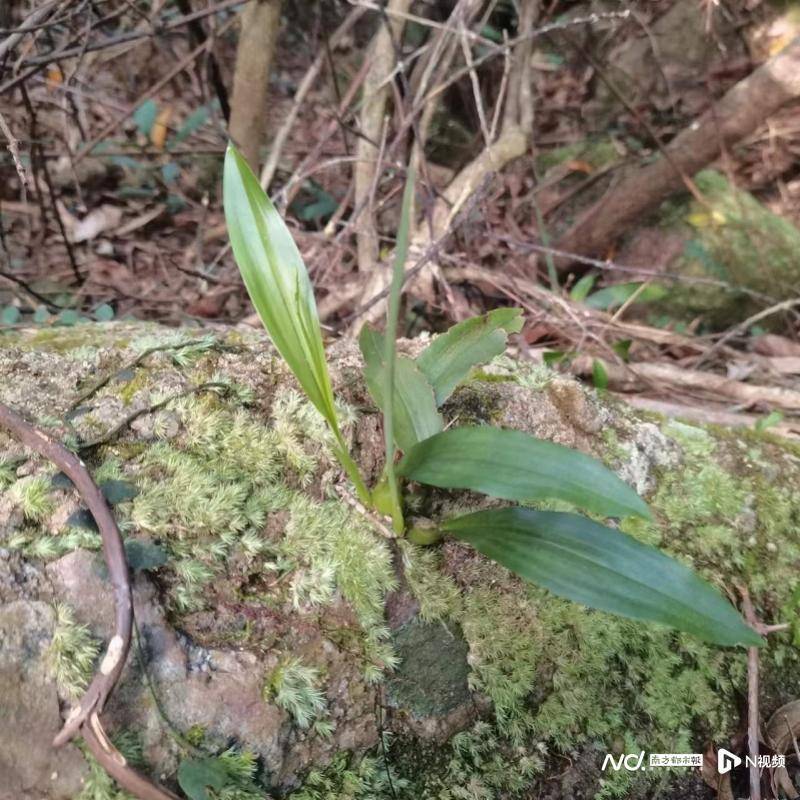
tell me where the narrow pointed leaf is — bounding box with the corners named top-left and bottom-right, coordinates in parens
top-left (398, 426), bottom-right (650, 519)
top-left (443, 507), bottom-right (762, 647)
top-left (381, 164), bottom-right (416, 531)
top-left (416, 308), bottom-right (524, 405)
top-left (359, 325), bottom-right (442, 453)
top-left (223, 144), bottom-right (338, 432)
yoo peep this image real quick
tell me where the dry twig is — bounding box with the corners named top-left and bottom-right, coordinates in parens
top-left (0, 402), bottom-right (178, 800)
top-left (0, 110), bottom-right (28, 187)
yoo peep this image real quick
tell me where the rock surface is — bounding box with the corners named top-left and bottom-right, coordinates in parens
top-left (0, 321), bottom-right (798, 799)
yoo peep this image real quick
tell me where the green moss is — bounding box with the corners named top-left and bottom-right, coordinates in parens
top-left (0, 458), bottom-right (17, 489)
top-left (118, 368), bottom-right (151, 406)
top-left (48, 603), bottom-right (101, 699)
top-left (263, 657), bottom-right (328, 730)
top-left (459, 587), bottom-right (539, 743)
top-left (656, 170), bottom-right (800, 327)
top-left (26, 327), bottom-right (105, 353)
top-left (77, 732), bottom-right (143, 800)
top-left (399, 541), bottom-right (462, 622)
top-left (8, 474), bottom-right (55, 522)
top-left (288, 751), bottom-right (408, 800)
top-left (123, 389), bottom-right (396, 675)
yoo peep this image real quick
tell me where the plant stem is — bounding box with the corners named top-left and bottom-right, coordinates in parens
top-left (333, 436), bottom-right (370, 505)
top-left (382, 165), bottom-right (416, 534)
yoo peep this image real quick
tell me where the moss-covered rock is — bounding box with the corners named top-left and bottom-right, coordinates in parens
top-left (651, 170), bottom-right (800, 328)
top-left (0, 322), bottom-right (798, 799)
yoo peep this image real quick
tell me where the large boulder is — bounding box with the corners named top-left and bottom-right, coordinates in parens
top-left (0, 321), bottom-right (798, 799)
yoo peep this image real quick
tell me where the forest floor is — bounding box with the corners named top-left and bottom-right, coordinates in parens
top-left (1, 1), bottom-right (799, 422)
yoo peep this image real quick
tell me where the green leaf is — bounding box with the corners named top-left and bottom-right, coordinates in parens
top-left (56, 309), bottom-right (79, 327)
top-left (592, 359), bottom-right (609, 390)
top-left (398, 426), bottom-right (650, 519)
top-left (93, 303), bottom-right (115, 322)
top-left (611, 339), bottom-right (632, 361)
top-left (132, 99), bottom-right (158, 137)
top-left (124, 539), bottom-right (167, 573)
top-left (100, 479), bottom-right (138, 505)
top-left (32, 306), bottom-right (50, 324)
top-left (1, 305), bottom-right (21, 325)
top-left (442, 507), bottom-right (762, 647)
top-left (161, 162), bottom-right (180, 184)
top-left (416, 308), bottom-right (524, 405)
top-left (585, 282), bottom-right (668, 310)
top-left (177, 757), bottom-right (229, 800)
top-left (359, 325), bottom-right (442, 453)
top-left (754, 410), bottom-right (783, 432)
top-left (543, 350), bottom-right (572, 367)
top-left (223, 144), bottom-right (338, 433)
top-left (569, 274), bottom-right (596, 302)
top-left (224, 144), bottom-right (368, 502)
top-left (169, 103), bottom-right (213, 147)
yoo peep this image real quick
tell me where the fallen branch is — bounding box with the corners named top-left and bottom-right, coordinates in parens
top-left (555, 35), bottom-right (800, 264)
top-left (0, 402), bottom-right (177, 800)
top-left (621, 396), bottom-right (800, 440)
top-left (740, 587), bottom-right (764, 800)
top-left (572, 357), bottom-right (800, 413)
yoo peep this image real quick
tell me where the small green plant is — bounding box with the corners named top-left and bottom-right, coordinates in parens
top-left (223, 144), bottom-right (760, 647)
top-left (263, 657), bottom-right (328, 729)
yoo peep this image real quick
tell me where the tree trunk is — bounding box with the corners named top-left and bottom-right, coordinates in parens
top-left (228, 0), bottom-right (282, 170)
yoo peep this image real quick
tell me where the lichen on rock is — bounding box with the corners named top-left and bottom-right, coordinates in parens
top-left (0, 321), bottom-right (798, 799)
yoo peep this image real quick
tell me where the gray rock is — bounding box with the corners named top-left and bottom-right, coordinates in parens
top-left (0, 600), bottom-right (86, 799)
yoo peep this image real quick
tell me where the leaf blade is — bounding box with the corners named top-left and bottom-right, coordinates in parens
top-left (443, 507), bottom-right (762, 646)
top-left (359, 325), bottom-right (443, 453)
top-left (416, 308), bottom-right (523, 405)
top-left (223, 144), bottom-right (338, 432)
top-left (398, 426), bottom-right (650, 519)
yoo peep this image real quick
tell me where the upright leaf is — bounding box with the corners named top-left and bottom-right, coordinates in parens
top-left (224, 144), bottom-right (337, 429)
top-left (443, 507), bottom-right (762, 647)
top-left (359, 325), bottom-right (443, 453)
top-left (381, 164), bottom-right (416, 531)
top-left (224, 144), bottom-right (368, 501)
top-left (223, 145), bottom-right (338, 428)
top-left (398, 426), bottom-right (650, 519)
top-left (416, 308), bottom-right (523, 405)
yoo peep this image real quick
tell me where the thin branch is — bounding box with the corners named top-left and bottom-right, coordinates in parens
top-left (14, 0), bottom-right (250, 67)
top-left (0, 403), bottom-right (178, 799)
top-left (76, 382), bottom-right (232, 450)
top-left (73, 22), bottom-right (236, 165)
top-left (0, 1), bottom-right (60, 61)
top-left (0, 110), bottom-right (28, 187)
top-left (82, 712), bottom-right (180, 800)
top-left (740, 586), bottom-right (763, 800)
top-left (259, 5), bottom-right (367, 190)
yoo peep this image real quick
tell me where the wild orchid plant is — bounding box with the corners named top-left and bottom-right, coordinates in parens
top-left (223, 144), bottom-right (760, 648)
